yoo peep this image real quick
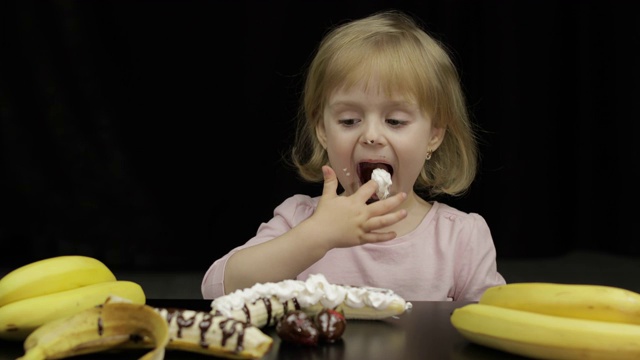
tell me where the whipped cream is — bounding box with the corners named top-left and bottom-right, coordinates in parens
top-left (371, 168), bottom-right (392, 199)
top-left (210, 273), bottom-right (410, 317)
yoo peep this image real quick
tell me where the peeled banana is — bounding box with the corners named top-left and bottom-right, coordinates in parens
top-left (17, 297), bottom-right (169, 360)
top-left (0, 279), bottom-right (146, 341)
top-left (479, 282), bottom-right (640, 324)
top-left (211, 295), bottom-right (409, 329)
top-left (210, 273), bottom-right (412, 328)
top-left (153, 307), bottom-right (273, 359)
top-left (451, 303), bottom-right (640, 360)
top-left (0, 255), bottom-right (116, 307)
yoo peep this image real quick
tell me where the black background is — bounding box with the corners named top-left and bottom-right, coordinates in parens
top-left (2, 0), bottom-right (639, 272)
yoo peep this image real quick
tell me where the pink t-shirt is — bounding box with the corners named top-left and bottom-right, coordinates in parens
top-left (201, 195), bottom-right (506, 301)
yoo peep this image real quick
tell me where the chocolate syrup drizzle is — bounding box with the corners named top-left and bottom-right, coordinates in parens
top-left (244, 297), bottom-right (303, 326)
top-left (155, 307), bottom-right (253, 354)
top-left (97, 317), bottom-right (104, 336)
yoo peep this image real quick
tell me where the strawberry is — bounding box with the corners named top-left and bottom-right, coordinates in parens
top-left (315, 308), bottom-right (346, 343)
top-left (276, 310), bottom-right (319, 346)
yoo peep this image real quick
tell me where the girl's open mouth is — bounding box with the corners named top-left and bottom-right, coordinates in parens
top-left (358, 162), bottom-right (393, 203)
top-left (357, 162), bottom-right (393, 184)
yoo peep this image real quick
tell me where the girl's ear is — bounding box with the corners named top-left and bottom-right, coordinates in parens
top-left (429, 126), bottom-right (446, 151)
top-left (316, 120), bottom-right (328, 150)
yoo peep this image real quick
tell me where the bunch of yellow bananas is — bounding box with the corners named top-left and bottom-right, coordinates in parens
top-left (2, 255), bottom-right (274, 360)
top-left (0, 255), bottom-right (146, 341)
top-left (450, 282), bottom-right (640, 359)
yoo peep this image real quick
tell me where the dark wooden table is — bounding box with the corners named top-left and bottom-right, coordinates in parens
top-left (1, 300), bottom-right (527, 359)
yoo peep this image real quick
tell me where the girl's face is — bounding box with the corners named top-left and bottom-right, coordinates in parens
top-left (316, 80), bottom-right (444, 200)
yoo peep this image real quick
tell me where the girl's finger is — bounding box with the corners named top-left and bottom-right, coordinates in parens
top-left (356, 179), bottom-right (380, 202)
top-left (367, 208), bottom-right (408, 231)
top-left (361, 231), bottom-right (397, 243)
top-left (320, 165), bottom-right (339, 199)
top-left (367, 192), bottom-right (408, 216)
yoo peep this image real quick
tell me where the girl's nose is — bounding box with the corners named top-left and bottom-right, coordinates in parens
top-left (361, 122), bottom-right (384, 145)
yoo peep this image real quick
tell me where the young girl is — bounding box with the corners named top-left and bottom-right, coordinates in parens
top-left (202, 10), bottom-right (505, 301)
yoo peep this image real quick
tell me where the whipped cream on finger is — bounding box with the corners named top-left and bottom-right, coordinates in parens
top-left (371, 168), bottom-right (392, 200)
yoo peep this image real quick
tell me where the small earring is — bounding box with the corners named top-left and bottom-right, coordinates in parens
top-left (425, 149), bottom-right (433, 160)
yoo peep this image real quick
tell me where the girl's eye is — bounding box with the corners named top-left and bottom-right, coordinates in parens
top-left (386, 119), bottom-right (407, 126)
top-left (338, 119), bottom-right (359, 126)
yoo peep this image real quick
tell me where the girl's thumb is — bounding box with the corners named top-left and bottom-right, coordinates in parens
top-left (321, 165), bottom-right (338, 195)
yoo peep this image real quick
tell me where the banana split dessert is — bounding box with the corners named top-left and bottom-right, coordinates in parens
top-left (15, 273), bottom-right (412, 360)
top-left (210, 273), bottom-right (412, 328)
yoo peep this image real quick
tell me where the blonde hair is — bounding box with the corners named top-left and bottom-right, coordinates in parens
top-left (290, 10), bottom-right (478, 197)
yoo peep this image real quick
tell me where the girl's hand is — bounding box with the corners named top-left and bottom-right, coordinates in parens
top-left (310, 165), bottom-right (408, 249)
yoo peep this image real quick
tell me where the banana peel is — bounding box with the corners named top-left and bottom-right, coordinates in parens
top-left (17, 297), bottom-right (168, 360)
top-left (0, 280), bottom-right (146, 341)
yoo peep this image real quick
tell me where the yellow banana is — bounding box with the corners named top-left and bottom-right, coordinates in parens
top-left (0, 255), bottom-right (116, 307)
top-left (0, 280), bottom-right (145, 341)
top-left (212, 295), bottom-right (409, 329)
top-left (153, 307), bottom-right (273, 359)
top-left (479, 282), bottom-right (640, 324)
top-left (450, 303), bottom-right (640, 360)
top-left (210, 273), bottom-right (412, 328)
top-left (17, 298), bottom-right (168, 360)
